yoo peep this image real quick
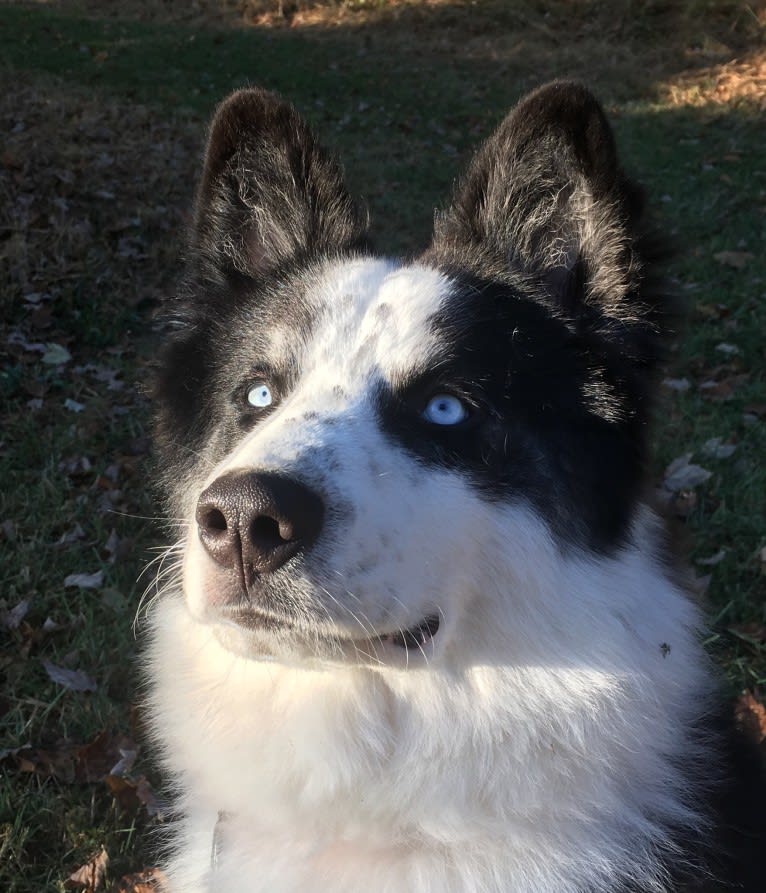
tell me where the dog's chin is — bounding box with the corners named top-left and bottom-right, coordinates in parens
top-left (204, 604), bottom-right (442, 666)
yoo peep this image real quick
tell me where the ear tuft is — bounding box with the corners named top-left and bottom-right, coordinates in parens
top-left (192, 87), bottom-right (368, 282)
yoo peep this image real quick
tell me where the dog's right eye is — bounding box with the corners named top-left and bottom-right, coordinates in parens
top-left (246, 382), bottom-right (273, 409)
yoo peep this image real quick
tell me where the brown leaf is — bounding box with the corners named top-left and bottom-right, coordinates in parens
top-left (104, 774), bottom-right (165, 818)
top-left (713, 250), bottom-right (754, 269)
top-left (9, 742), bottom-right (78, 781)
top-left (699, 374), bottom-right (749, 401)
top-left (135, 776), bottom-right (167, 819)
top-left (66, 847), bottom-right (109, 891)
top-left (105, 774), bottom-right (141, 813)
top-left (694, 302), bottom-right (730, 320)
top-left (77, 729), bottom-right (137, 783)
top-left (109, 867), bottom-right (166, 893)
top-left (734, 691), bottom-right (766, 744)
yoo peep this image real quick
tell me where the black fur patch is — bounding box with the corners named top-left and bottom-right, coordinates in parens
top-left (377, 272), bottom-right (652, 551)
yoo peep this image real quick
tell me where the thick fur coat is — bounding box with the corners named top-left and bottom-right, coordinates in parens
top-left (146, 82), bottom-right (764, 892)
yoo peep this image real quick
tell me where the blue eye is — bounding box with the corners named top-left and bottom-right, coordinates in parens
top-left (422, 394), bottom-right (468, 426)
top-left (246, 383), bottom-right (273, 408)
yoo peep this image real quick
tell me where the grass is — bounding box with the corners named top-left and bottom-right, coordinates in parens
top-left (1, 1), bottom-right (764, 890)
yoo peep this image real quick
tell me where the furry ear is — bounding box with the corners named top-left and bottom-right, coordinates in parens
top-left (191, 87), bottom-right (368, 282)
top-left (426, 81), bottom-right (650, 320)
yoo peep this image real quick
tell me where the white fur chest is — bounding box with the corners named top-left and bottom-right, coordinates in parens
top-left (147, 528), bottom-right (713, 893)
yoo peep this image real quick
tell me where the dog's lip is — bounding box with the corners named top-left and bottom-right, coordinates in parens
top-left (379, 614), bottom-right (441, 649)
top-left (216, 606), bottom-right (441, 651)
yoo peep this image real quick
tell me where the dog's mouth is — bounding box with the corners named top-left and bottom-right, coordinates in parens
top-left (379, 614), bottom-right (441, 649)
top-left (218, 606), bottom-right (441, 655)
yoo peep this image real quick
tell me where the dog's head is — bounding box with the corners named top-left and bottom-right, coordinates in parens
top-left (152, 82), bottom-right (673, 665)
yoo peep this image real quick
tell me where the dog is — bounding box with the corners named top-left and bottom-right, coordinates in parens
top-left (146, 81), bottom-right (764, 892)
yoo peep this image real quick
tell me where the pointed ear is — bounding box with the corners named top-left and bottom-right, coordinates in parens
top-left (191, 87), bottom-right (368, 282)
top-left (426, 81), bottom-right (649, 317)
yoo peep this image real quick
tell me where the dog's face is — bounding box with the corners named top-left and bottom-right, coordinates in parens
top-left (153, 83), bottom-right (671, 665)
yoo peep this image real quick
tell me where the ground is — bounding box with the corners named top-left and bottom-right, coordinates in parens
top-left (0, 1), bottom-right (764, 890)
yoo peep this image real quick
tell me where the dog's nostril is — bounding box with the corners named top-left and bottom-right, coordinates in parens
top-left (200, 507), bottom-right (228, 533)
top-left (250, 515), bottom-right (288, 547)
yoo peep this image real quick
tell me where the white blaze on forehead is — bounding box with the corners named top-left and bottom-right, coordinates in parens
top-left (304, 258), bottom-right (454, 385)
top-left (199, 257), bottom-right (455, 490)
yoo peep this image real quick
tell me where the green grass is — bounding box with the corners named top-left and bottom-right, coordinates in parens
top-left (1, 2), bottom-right (764, 890)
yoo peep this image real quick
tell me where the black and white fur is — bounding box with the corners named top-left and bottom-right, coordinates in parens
top-left (146, 83), bottom-right (764, 892)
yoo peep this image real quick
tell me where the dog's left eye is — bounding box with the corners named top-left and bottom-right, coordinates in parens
top-left (422, 394), bottom-right (468, 426)
top-left (246, 382), bottom-right (273, 409)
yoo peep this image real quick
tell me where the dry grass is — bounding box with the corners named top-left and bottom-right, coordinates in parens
top-left (665, 47), bottom-right (766, 107)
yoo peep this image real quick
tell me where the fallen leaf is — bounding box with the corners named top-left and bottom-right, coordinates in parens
top-left (65, 846), bottom-right (108, 891)
top-left (734, 691), bottom-right (766, 743)
top-left (696, 549), bottom-right (727, 566)
top-left (9, 742), bottom-right (78, 780)
top-left (135, 775), bottom-right (167, 819)
top-left (661, 377), bottom-right (691, 392)
top-left (104, 773), bottom-right (167, 819)
top-left (41, 343), bottom-right (72, 365)
top-left (76, 729), bottom-right (137, 782)
top-left (715, 342), bottom-right (740, 356)
top-left (64, 398), bottom-right (85, 413)
top-left (105, 774), bottom-right (142, 813)
top-left (64, 571), bottom-right (104, 589)
top-left (699, 374), bottom-right (749, 401)
top-left (110, 867), bottom-right (166, 893)
top-left (1, 598), bottom-right (30, 630)
top-left (695, 302), bottom-right (730, 320)
top-left (663, 453), bottom-right (712, 492)
top-left (56, 523), bottom-right (86, 546)
top-left (59, 455), bottom-right (93, 478)
top-left (713, 250), bottom-right (753, 269)
top-left (42, 659), bottom-right (97, 692)
top-left (701, 437), bottom-right (737, 459)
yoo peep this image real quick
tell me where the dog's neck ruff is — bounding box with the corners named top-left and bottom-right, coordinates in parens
top-left (148, 509), bottom-right (714, 893)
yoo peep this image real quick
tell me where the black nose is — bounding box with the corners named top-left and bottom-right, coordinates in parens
top-left (196, 471), bottom-right (324, 578)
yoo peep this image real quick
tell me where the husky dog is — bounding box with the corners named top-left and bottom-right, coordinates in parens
top-left (147, 82), bottom-right (763, 892)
